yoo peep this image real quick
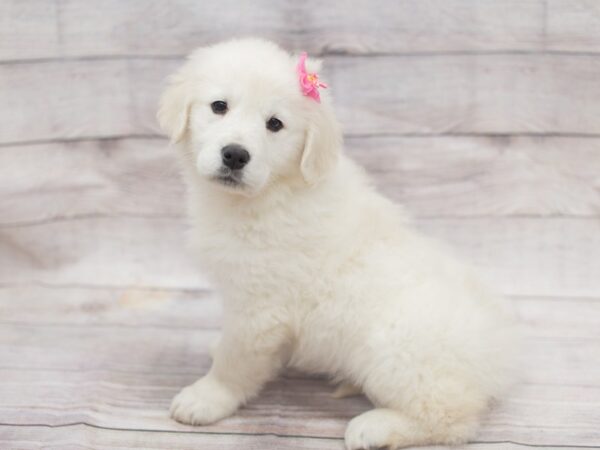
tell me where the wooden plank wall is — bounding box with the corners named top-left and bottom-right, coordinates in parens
top-left (1, 1), bottom-right (599, 449)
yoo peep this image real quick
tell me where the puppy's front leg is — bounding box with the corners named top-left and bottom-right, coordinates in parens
top-left (170, 314), bottom-right (289, 425)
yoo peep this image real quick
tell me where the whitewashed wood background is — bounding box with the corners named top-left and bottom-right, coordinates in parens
top-left (1, 1), bottom-right (600, 449)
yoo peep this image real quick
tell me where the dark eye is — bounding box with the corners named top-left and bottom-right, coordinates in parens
top-left (266, 117), bottom-right (284, 132)
top-left (211, 100), bottom-right (228, 115)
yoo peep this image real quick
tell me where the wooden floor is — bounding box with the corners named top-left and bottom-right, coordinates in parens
top-left (2, 1), bottom-right (600, 448)
top-left (1, 141), bottom-right (599, 450)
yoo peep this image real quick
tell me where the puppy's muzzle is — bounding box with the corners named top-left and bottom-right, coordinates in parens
top-left (221, 144), bottom-right (250, 170)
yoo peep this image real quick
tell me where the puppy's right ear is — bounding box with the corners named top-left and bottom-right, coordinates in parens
top-left (300, 101), bottom-right (342, 185)
top-left (157, 70), bottom-right (192, 143)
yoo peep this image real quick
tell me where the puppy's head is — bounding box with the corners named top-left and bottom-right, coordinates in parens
top-left (158, 38), bottom-right (341, 196)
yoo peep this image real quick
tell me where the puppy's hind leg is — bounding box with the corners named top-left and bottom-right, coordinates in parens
top-left (345, 366), bottom-right (486, 449)
top-left (345, 408), bottom-right (422, 450)
top-left (344, 408), bottom-right (479, 450)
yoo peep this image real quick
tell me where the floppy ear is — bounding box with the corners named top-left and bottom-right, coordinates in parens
top-left (157, 69), bottom-right (193, 143)
top-left (300, 102), bottom-right (342, 185)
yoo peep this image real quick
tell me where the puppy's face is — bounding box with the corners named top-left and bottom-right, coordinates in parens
top-left (158, 39), bottom-right (341, 196)
top-left (187, 69), bottom-right (307, 195)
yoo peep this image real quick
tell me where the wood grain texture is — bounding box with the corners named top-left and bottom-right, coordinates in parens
top-left (0, 1), bottom-right (59, 61)
top-left (0, 216), bottom-right (204, 290)
top-left (0, 425), bottom-right (348, 450)
top-left (352, 135), bottom-right (600, 218)
top-left (0, 0), bottom-right (547, 62)
top-left (3, 0), bottom-right (600, 61)
top-left (2, 136), bottom-right (599, 225)
top-left (0, 217), bottom-right (600, 296)
top-left (328, 54), bottom-right (600, 136)
top-left (0, 59), bottom-right (140, 144)
top-left (0, 285), bottom-right (221, 329)
top-left (3, 53), bottom-right (600, 145)
top-left (1, 215), bottom-right (599, 297)
top-left (1, 321), bottom-right (598, 386)
top-left (0, 138), bottom-right (184, 225)
top-left (547, 0), bottom-right (600, 52)
top-left (0, 298), bottom-right (599, 446)
top-left (2, 2), bottom-right (600, 448)
top-left (1, 285), bottom-right (598, 339)
top-left (2, 428), bottom-right (584, 450)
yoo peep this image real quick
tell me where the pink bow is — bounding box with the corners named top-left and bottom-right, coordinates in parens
top-left (297, 52), bottom-right (328, 103)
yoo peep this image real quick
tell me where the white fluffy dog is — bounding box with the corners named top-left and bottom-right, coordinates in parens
top-left (158, 38), bottom-right (517, 449)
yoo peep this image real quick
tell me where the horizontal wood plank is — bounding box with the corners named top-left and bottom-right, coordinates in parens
top-left (1, 285), bottom-right (599, 340)
top-left (0, 424), bottom-right (347, 450)
top-left (0, 302), bottom-right (598, 446)
top-left (329, 54), bottom-right (600, 136)
top-left (0, 59), bottom-right (140, 144)
top-left (0, 216), bottom-right (205, 290)
top-left (0, 285), bottom-right (222, 330)
top-left (3, 1), bottom-right (600, 61)
top-left (0, 138), bottom-right (184, 225)
top-left (2, 216), bottom-right (598, 297)
top-left (353, 136), bottom-right (600, 218)
top-left (2, 427), bottom-right (583, 450)
top-left (2, 54), bottom-right (600, 145)
top-left (547, 0), bottom-right (600, 52)
top-left (1, 308), bottom-right (598, 386)
top-left (0, 1), bottom-right (60, 62)
top-left (418, 217), bottom-right (600, 298)
top-left (2, 136), bottom-right (599, 224)
top-left (0, 0), bottom-right (548, 62)
top-left (2, 2), bottom-right (600, 449)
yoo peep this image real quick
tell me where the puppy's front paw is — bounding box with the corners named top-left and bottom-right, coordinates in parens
top-left (170, 377), bottom-right (240, 425)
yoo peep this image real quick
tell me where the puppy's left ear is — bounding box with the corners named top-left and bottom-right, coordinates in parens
top-left (157, 70), bottom-right (192, 143)
top-left (300, 102), bottom-right (342, 185)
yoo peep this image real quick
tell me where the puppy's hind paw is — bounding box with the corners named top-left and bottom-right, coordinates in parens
top-left (345, 409), bottom-right (414, 450)
top-left (170, 376), bottom-right (240, 426)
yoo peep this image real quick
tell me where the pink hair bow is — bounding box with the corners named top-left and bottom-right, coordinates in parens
top-left (297, 52), bottom-right (328, 103)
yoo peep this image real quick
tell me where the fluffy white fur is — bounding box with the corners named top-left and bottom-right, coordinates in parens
top-left (158, 38), bottom-right (518, 449)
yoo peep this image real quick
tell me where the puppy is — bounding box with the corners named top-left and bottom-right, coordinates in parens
top-left (158, 38), bottom-right (517, 449)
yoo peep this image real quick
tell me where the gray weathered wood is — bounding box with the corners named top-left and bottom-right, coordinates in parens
top-left (0, 285), bottom-right (218, 328)
top-left (2, 136), bottom-right (599, 225)
top-left (2, 2), bottom-right (600, 448)
top-left (1, 322), bottom-right (598, 386)
top-left (2, 427), bottom-right (579, 450)
top-left (3, 0), bottom-right (600, 62)
top-left (0, 297), bottom-right (599, 446)
top-left (1, 285), bottom-right (598, 340)
top-left (3, 54), bottom-right (600, 145)
top-left (0, 138), bottom-right (184, 225)
top-left (0, 59), bottom-right (139, 144)
top-left (0, 425), bottom-right (348, 450)
top-left (0, 285), bottom-right (221, 329)
top-left (418, 217), bottom-right (600, 298)
top-left (0, 0), bottom-right (546, 62)
top-left (1, 216), bottom-right (599, 297)
top-left (0, 216), bottom-right (205, 290)
top-left (0, 1), bottom-right (59, 61)
top-left (547, 0), bottom-right (600, 52)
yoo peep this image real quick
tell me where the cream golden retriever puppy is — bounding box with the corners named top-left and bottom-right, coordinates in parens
top-left (158, 38), bottom-right (517, 449)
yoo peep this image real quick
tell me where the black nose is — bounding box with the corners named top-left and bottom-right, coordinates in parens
top-left (221, 144), bottom-right (250, 170)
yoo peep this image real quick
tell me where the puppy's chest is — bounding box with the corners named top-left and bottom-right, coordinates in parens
top-left (289, 302), bottom-right (357, 374)
top-left (193, 218), bottom-right (321, 285)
